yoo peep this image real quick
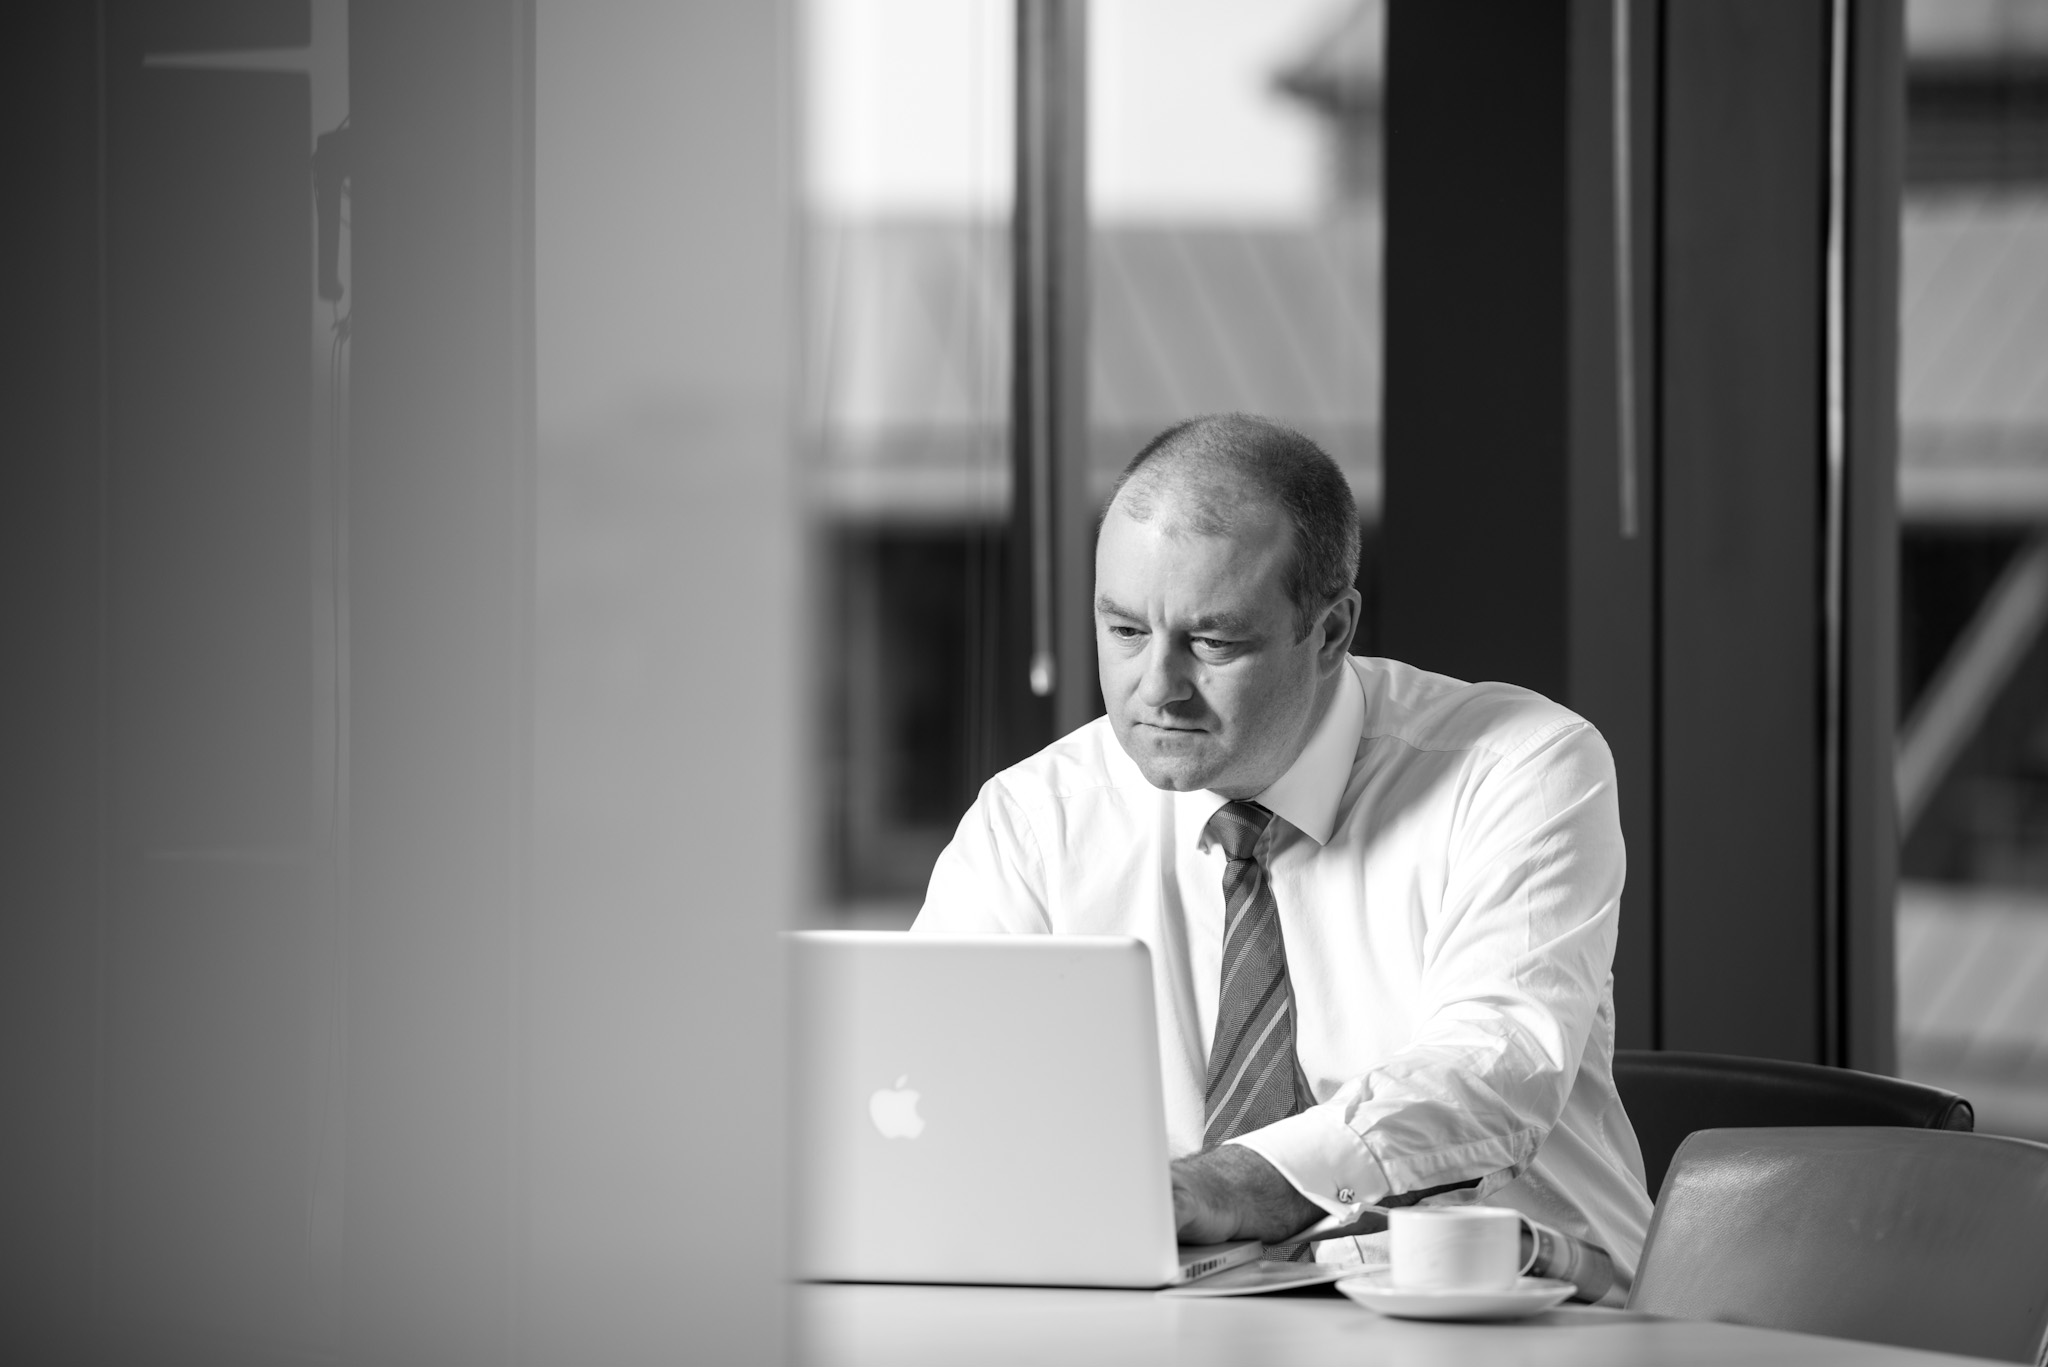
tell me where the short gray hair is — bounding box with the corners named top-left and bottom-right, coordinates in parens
top-left (1109, 413), bottom-right (1360, 642)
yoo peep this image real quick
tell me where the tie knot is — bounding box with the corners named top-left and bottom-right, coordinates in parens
top-left (1206, 800), bottom-right (1274, 861)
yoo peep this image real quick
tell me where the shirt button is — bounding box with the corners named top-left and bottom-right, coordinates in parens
top-left (1337, 1188), bottom-right (1355, 1203)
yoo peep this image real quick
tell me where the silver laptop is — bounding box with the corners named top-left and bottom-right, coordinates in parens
top-left (788, 930), bottom-right (1261, 1287)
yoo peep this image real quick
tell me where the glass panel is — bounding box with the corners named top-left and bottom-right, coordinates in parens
top-left (803, 0), bottom-right (1014, 921)
top-left (1896, 0), bottom-right (2048, 1139)
top-left (1089, 0), bottom-right (1384, 649)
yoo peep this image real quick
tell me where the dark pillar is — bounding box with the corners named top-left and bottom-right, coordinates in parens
top-left (1383, 0), bottom-right (1572, 705)
top-left (1656, 0), bottom-right (1833, 1061)
top-left (1567, 0), bottom-right (1661, 1049)
top-left (1657, 0), bottom-right (1901, 1069)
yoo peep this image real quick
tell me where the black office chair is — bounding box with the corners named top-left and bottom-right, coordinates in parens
top-left (1612, 1049), bottom-right (1973, 1198)
top-left (1628, 1127), bottom-right (2048, 1364)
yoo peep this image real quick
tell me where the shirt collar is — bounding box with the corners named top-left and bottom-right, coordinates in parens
top-left (1173, 657), bottom-right (1365, 849)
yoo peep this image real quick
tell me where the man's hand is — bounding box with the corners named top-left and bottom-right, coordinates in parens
top-left (1169, 1144), bottom-right (1324, 1245)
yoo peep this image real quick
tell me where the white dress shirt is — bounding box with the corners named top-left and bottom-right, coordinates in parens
top-left (912, 654), bottom-right (1654, 1283)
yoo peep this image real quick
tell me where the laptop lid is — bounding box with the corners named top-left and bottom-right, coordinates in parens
top-left (790, 931), bottom-right (1240, 1288)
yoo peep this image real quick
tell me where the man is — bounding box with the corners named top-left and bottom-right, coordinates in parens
top-left (913, 413), bottom-right (1653, 1286)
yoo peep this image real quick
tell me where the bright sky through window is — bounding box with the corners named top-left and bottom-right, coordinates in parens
top-left (804, 0), bottom-right (1348, 222)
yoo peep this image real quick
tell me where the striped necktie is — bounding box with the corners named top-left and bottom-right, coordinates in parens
top-left (1202, 800), bottom-right (1310, 1148)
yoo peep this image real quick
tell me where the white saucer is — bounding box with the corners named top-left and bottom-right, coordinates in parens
top-left (1336, 1273), bottom-right (1575, 1321)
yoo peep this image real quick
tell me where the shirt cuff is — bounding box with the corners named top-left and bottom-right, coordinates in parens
top-left (1225, 1106), bottom-right (1394, 1238)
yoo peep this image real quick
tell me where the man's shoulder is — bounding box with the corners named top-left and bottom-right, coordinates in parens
top-left (983, 713), bottom-right (1147, 808)
top-left (1350, 655), bottom-right (1599, 764)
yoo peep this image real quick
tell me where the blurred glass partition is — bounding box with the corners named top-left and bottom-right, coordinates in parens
top-left (804, 0), bottom-right (1015, 919)
top-left (1090, 0), bottom-right (1384, 649)
top-left (86, 1), bottom-right (349, 1348)
top-left (1895, 0), bottom-right (2048, 1138)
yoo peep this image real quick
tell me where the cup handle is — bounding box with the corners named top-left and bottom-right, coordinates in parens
top-left (1516, 1217), bottom-right (1547, 1276)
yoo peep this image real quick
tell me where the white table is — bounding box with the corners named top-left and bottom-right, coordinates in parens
top-left (799, 1284), bottom-right (2005, 1366)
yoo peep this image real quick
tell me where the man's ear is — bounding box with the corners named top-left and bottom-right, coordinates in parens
top-left (1317, 589), bottom-right (1363, 666)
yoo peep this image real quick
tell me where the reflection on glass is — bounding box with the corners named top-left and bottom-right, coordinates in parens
top-left (1895, 0), bottom-right (2048, 1139)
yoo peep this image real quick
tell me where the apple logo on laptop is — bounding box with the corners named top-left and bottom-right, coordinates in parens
top-left (869, 1075), bottom-right (925, 1139)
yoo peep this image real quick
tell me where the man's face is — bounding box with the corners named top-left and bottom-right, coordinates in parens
top-left (1094, 496), bottom-right (1339, 798)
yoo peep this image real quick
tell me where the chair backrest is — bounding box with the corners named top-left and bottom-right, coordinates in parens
top-left (1628, 1127), bottom-right (2048, 1364)
top-left (1612, 1049), bottom-right (1973, 1197)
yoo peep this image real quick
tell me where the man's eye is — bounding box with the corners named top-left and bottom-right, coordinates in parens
top-left (1107, 625), bottom-right (1143, 640)
top-left (1193, 637), bottom-right (1237, 654)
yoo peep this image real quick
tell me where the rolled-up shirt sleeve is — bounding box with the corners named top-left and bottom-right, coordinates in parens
top-left (1231, 720), bottom-right (1625, 1223)
top-left (911, 780), bottom-right (1052, 935)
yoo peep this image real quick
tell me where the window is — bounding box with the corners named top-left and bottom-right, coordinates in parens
top-left (1894, 0), bottom-right (2048, 1140)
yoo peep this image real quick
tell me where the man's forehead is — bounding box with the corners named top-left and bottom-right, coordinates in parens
top-left (1096, 502), bottom-right (1293, 623)
top-left (1106, 484), bottom-right (1288, 543)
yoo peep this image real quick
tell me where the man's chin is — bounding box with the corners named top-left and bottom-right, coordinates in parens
top-left (1122, 734), bottom-right (1222, 792)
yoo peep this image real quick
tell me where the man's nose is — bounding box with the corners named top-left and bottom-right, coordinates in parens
top-left (1135, 637), bottom-right (1193, 710)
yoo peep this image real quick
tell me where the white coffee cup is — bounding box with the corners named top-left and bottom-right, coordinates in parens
top-left (1386, 1205), bottom-right (1526, 1292)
